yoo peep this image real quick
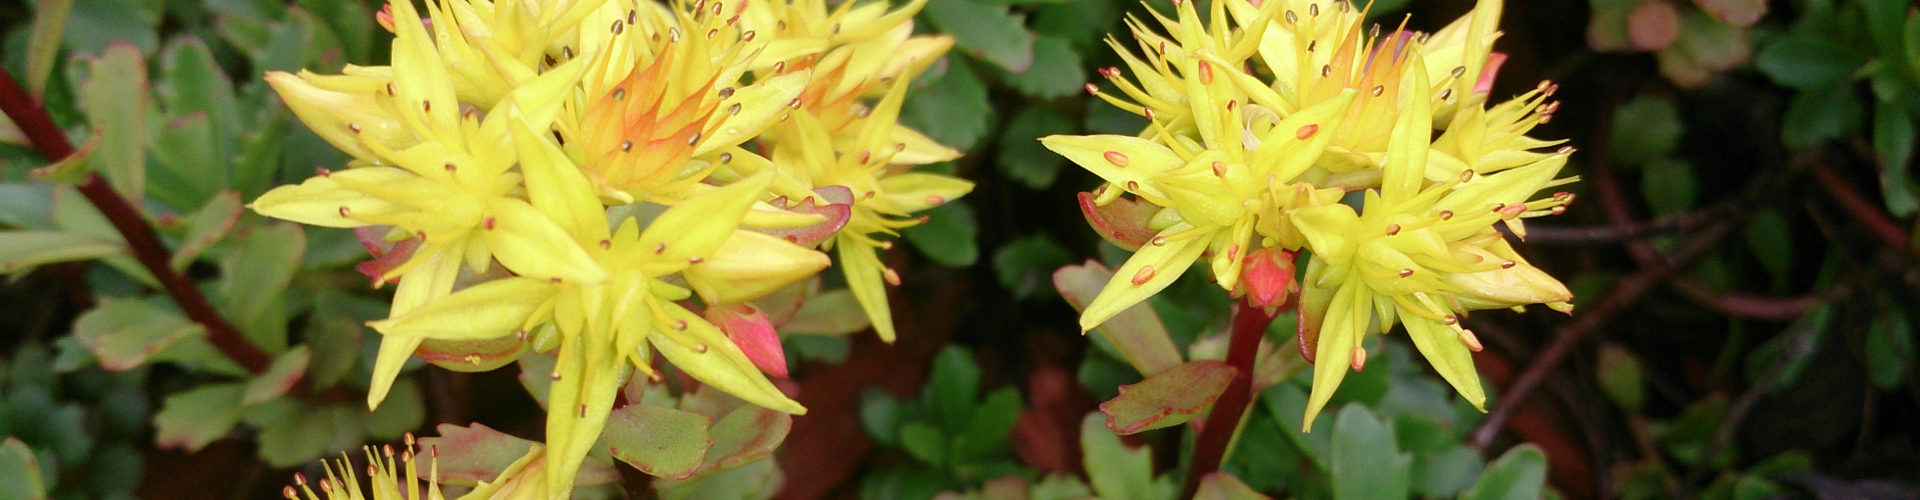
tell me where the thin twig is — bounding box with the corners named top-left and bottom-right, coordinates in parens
top-left (1180, 302), bottom-right (1276, 498)
top-left (1812, 164), bottom-right (1913, 253)
top-left (0, 68), bottom-right (269, 373)
top-left (1526, 206), bottom-right (1729, 245)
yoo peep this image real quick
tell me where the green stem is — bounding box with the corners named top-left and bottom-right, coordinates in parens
top-left (0, 67), bottom-right (269, 374)
top-left (1181, 302), bottom-right (1276, 497)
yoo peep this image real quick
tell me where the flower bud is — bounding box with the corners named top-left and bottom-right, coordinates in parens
top-left (1239, 248), bottom-right (1298, 313)
top-left (705, 303), bottom-right (788, 378)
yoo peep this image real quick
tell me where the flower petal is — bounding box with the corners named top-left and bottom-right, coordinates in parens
top-left (838, 241), bottom-right (896, 342)
top-left (879, 172), bottom-right (974, 213)
top-left (682, 230), bottom-right (831, 305)
top-left (249, 168), bottom-right (414, 228)
top-left (482, 198), bottom-right (607, 284)
top-left (636, 172), bottom-right (775, 269)
top-left (368, 277), bottom-right (557, 340)
top-left (1040, 134), bottom-right (1181, 202)
top-left (1402, 315), bottom-right (1487, 410)
top-left (1302, 279), bottom-right (1365, 431)
top-left (1078, 223), bottom-right (1211, 332)
top-left (650, 301), bottom-right (806, 414)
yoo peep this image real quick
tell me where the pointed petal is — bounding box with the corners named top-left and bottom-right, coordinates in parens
top-left (1079, 224), bottom-right (1211, 331)
top-left (694, 70), bottom-right (811, 156)
top-left (879, 173), bottom-right (974, 213)
top-left (481, 198), bottom-right (606, 284)
top-left (1402, 316), bottom-right (1487, 410)
top-left (636, 172), bottom-right (776, 269)
top-left (249, 168), bottom-right (414, 227)
top-left (1302, 281), bottom-right (1364, 431)
top-left (1040, 134), bottom-right (1181, 202)
top-left (650, 301), bottom-right (806, 414)
top-left (683, 230), bottom-right (831, 305)
top-left (839, 241), bottom-right (895, 342)
top-left (1380, 56), bottom-right (1433, 207)
top-left (369, 277), bottom-right (557, 340)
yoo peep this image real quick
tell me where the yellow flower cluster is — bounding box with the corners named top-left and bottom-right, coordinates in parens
top-left (252, 0), bottom-right (965, 496)
top-left (1044, 0), bottom-right (1576, 429)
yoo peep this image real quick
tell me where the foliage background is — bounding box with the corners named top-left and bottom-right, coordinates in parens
top-left (1, 0), bottom-right (1918, 498)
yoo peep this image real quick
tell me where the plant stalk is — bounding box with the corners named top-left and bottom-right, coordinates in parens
top-left (1181, 302), bottom-right (1276, 497)
top-left (0, 67), bottom-right (270, 373)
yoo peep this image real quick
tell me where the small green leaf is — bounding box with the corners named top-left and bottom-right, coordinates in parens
top-left (217, 222), bottom-right (305, 353)
top-left (952, 388), bottom-right (1022, 461)
top-left (149, 115), bottom-right (226, 213)
top-left (1640, 158), bottom-right (1698, 215)
top-left (1193, 473), bottom-right (1270, 500)
top-left (1464, 444), bottom-right (1549, 500)
top-left (72, 298), bottom-right (207, 371)
top-left (899, 421), bottom-right (947, 466)
top-left (76, 42), bottom-right (151, 204)
top-left (363, 379), bottom-right (424, 439)
top-left (1331, 405), bottom-right (1411, 500)
top-left (25, 0), bottom-right (73, 99)
top-left (242, 346), bottom-right (310, 405)
top-left (63, 0), bottom-right (159, 55)
top-left (0, 438), bottom-right (48, 500)
top-left (901, 57), bottom-right (991, 151)
top-left (1412, 445), bottom-right (1486, 498)
top-left (1781, 83), bottom-right (1865, 149)
top-left (1742, 208), bottom-right (1793, 287)
top-left (860, 390), bottom-right (906, 447)
top-left (781, 289), bottom-right (873, 335)
top-left (0, 230), bottom-right (123, 275)
top-left (1596, 344), bottom-right (1647, 413)
top-left (1080, 413), bottom-right (1171, 500)
top-left (1054, 261), bottom-right (1183, 376)
top-left (992, 234), bottom-right (1072, 300)
top-left (153, 383), bottom-right (246, 452)
top-left (996, 108), bottom-right (1076, 190)
top-left (996, 35), bottom-right (1085, 98)
top-left (1098, 360), bottom-right (1236, 434)
top-left (903, 202), bottom-right (979, 267)
top-left (927, 346), bottom-right (983, 432)
top-left (169, 191), bottom-right (243, 270)
top-left (699, 404), bottom-right (792, 475)
top-left (604, 404), bottom-right (714, 480)
top-left (1756, 35), bottom-right (1865, 89)
top-left (922, 0), bottom-right (1034, 72)
top-left (1606, 96), bottom-right (1684, 167)
top-left (418, 422), bottom-right (540, 486)
top-left (1866, 306), bottom-right (1914, 390)
top-left (1873, 105), bottom-right (1918, 217)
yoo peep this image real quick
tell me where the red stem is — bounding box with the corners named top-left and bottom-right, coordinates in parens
top-left (0, 67), bottom-right (269, 373)
top-left (1180, 302), bottom-right (1276, 498)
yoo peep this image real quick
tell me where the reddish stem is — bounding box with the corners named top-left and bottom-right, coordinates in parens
top-left (1812, 164), bottom-right (1912, 252)
top-left (1180, 302), bottom-right (1276, 498)
top-left (0, 67), bottom-right (269, 373)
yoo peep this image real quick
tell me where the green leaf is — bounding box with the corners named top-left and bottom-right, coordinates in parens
top-left (25, 0), bottom-right (73, 99)
top-left (992, 234), bottom-right (1072, 300)
top-left (1866, 305), bottom-right (1914, 390)
top-left (1742, 208), bottom-right (1793, 288)
top-left (922, 0), bottom-right (1034, 72)
top-left (996, 108), bottom-right (1076, 190)
top-left (1054, 261), bottom-right (1183, 376)
top-left (1596, 344), bottom-right (1647, 413)
top-left (604, 404), bottom-right (714, 480)
top-left (363, 379), bottom-right (424, 439)
top-left (71, 298), bottom-right (204, 371)
top-left (902, 57), bottom-right (991, 151)
top-left (149, 115), bottom-right (226, 213)
top-left (1032, 0), bottom-right (1118, 51)
top-left (996, 35), bottom-right (1085, 98)
top-left (153, 383), bottom-right (246, 452)
top-left (1606, 96), bottom-right (1683, 167)
top-left (0, 438), bottom-right (48, 500)
top-left (301, 315), bottom-right (363, 390)
top-left (1464, 444), bottom-right (1548, 500)
top-left (0, 230), bottom-right (123, 274)
top-left (250, 400), bottom-right (354, 467)
top-left (63, 0), bottom-right (160, 55)
top-left (157, 36), bottom-right (240, 146)
top-left (76, 42), bottom-right (151, 204)
top-left (242, 346), bottom-right (310, 405)
top-left (1781, 83), bottom-right (1864, 149)
top-left (169, 191), bottom-right (243, 270)
top-left (217, 222), bottom-right (305, 353)
top-left (1412, 445), bottom-right (1486, 498)
top-left (1640, 158), bottom-right (1697, 215)
top-left (418, 422), bottom-right (541, 486)
top-left (1098, 360), bottom-right (1236, 434)
top-left (698, 404), bottom-right (792, 475)
top-left (1756, 35), bottom-right (1866, 89)
top-left (0, 184), bottom-right (54, 230)
top-left (927, 346), bottom-right (983, 432)
top-left (298, 0), bottom-right (375, 63)
top-left (903, 202), bottom-right (979, 267)
top-left (951, 388), bottom-right (1021, 461)
top-left (1331, 405), bottom-right (1411, 500)
top-left (1080, 413), bottom-right (1170, 500)
top-left (1873, 105), bottom-right (1918, 216)
top-left (860, 390), bottom-right (906, 447)
top-left (899, 421), bottom-right (947, 466)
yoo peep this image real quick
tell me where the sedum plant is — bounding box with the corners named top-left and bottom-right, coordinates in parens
top-left (1045, 0), bottom-right (1577, 493)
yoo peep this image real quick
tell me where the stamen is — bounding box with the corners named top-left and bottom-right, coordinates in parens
top-left (1131, 265), bottom-right (1156, 285)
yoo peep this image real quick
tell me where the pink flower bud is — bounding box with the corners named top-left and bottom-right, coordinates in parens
top-left (1240, 248), bottom-right (1297, 312)
top-left (706, 303), bottom-right (788, 378)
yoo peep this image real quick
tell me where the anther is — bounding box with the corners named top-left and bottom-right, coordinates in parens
top-left (728, 103), bottom-right (741, 114)
top-left (1500, 261), bottom-right (1516, 269)
top-left (1398, 268), bottom-right (1414, 277)
top-left (1297, 124), bottom-right (1319, 140)
top-left (1371, 85), bottom-right (1384, 96)
top-left (613, 88), bottom-right (626, 100)
top-left (719, 152), bottom-right (733, 163)
top-left (1451, 66), bottom-right (1467, 78)
top-left (348, 123), bottom-right (361, 134)
top-left (654, 243), bottom-right (667, 254)
top-left (1439, 88), bottom-right (1454, 100)
top-left (599, 239), bottom-right (612, 249)
top-left (1438, 210), bottom-right (1454, 220)
top-left (1151, 236), bottom-right (1168, 246)
top-left (611, 20), bottom-right (624, 34)
top-left (621, 140), bottom-right (633, 152)
top-left (1131, 266), bottom-right (1156, 285)
top-left (687, 133), bottom-right (701, 146)
top-left (1285, 10), bottom-right (1297, 23)
top-left (444, 162), bottom-right (457, 172)
top-left (1086, 83), bottom-right (1100, 95)
top-left (483, 217), bottom-right (496, 230)
top-left (338, 206), bottom-right (351, 217)
top-left (719, 87), bottom-right (736, 98)
top-left (1104, 150), bottom-right (1129, 167)
top-left (689, 256), bottom-right (703, 264)
top-left (1385, 223), bottom-right (1400, 235)
top-left (741, 30), bottom-right (756, 42)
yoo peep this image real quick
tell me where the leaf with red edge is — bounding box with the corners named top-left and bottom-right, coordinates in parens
top-left (706, 303), bottom-right (788, 378)
top-left (1194, 472), bottom-right (1272, 500)
top-left (1053, 260), bottom-right (1182, 375)
top-left (1098, 360), bottom-right (1237, 434)
top-left (603, 404), bottom-right (714, 480)
top-left (417, 422), bottom-right (541, 486)
top-left (698, 404), bottom-right (792, 475)
top-left (751, 186), bottom-right (853, 247)
top-left (415, 335), bottom-right (528, 372)
top-left (241, 346), bottom-right (309, 405)
top-left (1077, 191), bottom-right (1159, 251)
top-left (353, 226), bottom-right (420, 286)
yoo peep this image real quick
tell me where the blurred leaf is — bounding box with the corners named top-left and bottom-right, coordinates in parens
top-left (242, 346), bottom-right (309, 405)
top-left (1607, 96), bottom-right (1683, 167)
top-left (0, 230), bottom-right (123, 274)
top-left (1098, 360), bottom-right (1235, 434)
top-left (64, 0), bottom-right (160, 55)
top-left (903, 202), bottom-right (979, 267)
top-left (418, 422), bottom-right (540, 486)
top-left (997, 108), bottom-right (1075, 190)
top-left (1742, 208), bottom-right (1794, 288)
top-left (301, 316), bottom-right (361, 390)
top-left (27, 133), bottom-right (99, 184)
top-left (149, 115), bottom-right (225, 213)
top-left (152, 382), bottom-right (246, 452)
top-left (76, 43), bottom-right (150, 204)
top-left (923, 0), bottom-right (1034, 72)
top-left (1264, 383), bottom-right (1333, 470)
top-left (1640, 158), bottom-right (1697, 215)
top-left (1194, 473), bottom-right (1270, 500)
top-left (298, 0), bottom-right (375, 63)
top-left (1464, 444), bottom-right (1548, 500)
top-left (0, 184), bottom-right (54, 230)
top-left (0, 438), bottom-right (47, 500)
top-left (1656, 395), bottom-right (1731, 466)
top-left (1756, 35), bottom-right (1865, 89)
top-left (1866, 305), bottom-right (1914, 390)
top-left (1873, 105), bottom-right (1918, 216)
top-left (217, 222), bottom-right (305, 353)
top-left (1748, 303), bottom-right (1832, 390)
top-left (1693, 0), bottom-right (1766, 26)
top-left (996, 35), bottom-right (1084, 99)
top-left (952, 388), bottom-right (1022, 462)
top-left (699, 404), bottom-right (791, 475)
top-left (928, 346), bottom-right (983, 432)
top-left (605, 404), bottom-right (714, 479)
top-left (1054, 260), bottom-right (1183, 375)
top-left (900, 421), bottom-right (947, 466)
top-left (169, 191), bottom-right (243, 270)
top-left (657, 455), bottom-right (782, 500)
top-left (1597, 344), bottom-right (1647, 413)
top-left (25, 0), bottom-right (73, 99)
top-left (1331, 405), bottom-right (1411, 500)
top-left (902, 57), bottom-right (991, 151)
top-left (1412, 445), bottom-right (1486, 498)
top-left (860, 390), bottom-right (906, 447)
top-left (1781, 83), bottom-right (1864, 149)
top-left (72, 298), bottom-right (201, 371)
top-left (1032, 1), bottom-right (1118, 51)
top-left (248, 399), bottom-right (348, 467)
top-left (1080, 413), bottom-right (1172, 500)
top-left (992, 234), bottom-right (1072, 300)
top-left (783, 289), bottom-right (873, 335)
